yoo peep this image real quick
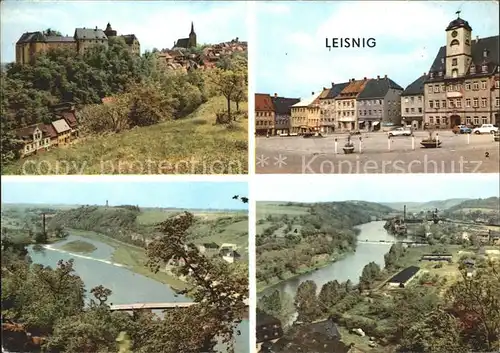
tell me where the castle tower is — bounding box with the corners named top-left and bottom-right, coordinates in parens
top-left (104, 22), bottom-right (117, 37)
top-left (188, 21), bottom-right (197, 48)
top-left (445, 11), bottom-right (472, 78)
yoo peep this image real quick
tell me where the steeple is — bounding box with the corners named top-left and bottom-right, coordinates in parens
top-left (190, 21), bottom-right (195, 35)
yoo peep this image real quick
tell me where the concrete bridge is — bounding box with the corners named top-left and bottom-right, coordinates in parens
top-left (110, 299), bottom-right (249, 318)
top-left (360, 239), bottom-right (427, 246)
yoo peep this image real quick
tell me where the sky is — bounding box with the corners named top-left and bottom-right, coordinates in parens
top-left (0, 0), bottom-right (247, 62)
top-left (1, 180), bottom-right (248, 210)
top-left (255, 174), bottom-right (500, 203)
top-left (255, 1), bottom-right (500, 98)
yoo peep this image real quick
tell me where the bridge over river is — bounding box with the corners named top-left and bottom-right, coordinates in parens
top-left (110, 299), bottom-right (250, 318)
top-left (359, 239), bottom-right (427, 246)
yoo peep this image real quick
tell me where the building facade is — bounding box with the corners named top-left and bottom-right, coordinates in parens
top-left (318, 82), bottom-right (349, 134)
top-left (424, 14), bottom-right (499, 129)
top-left (291, 92), bottom-right (321, 134)
top-left (271, 94), bottom-right (300, 135)
top-left (357, 75), bottom-right (404, 131)
top-left (15, 23), bottom-right (140, 64)
top-left (336, 79), bottom-right (369, 131)
top-left (401, 74), bottom-right (427, 129)
top-left (255, 93), bottom-right (276, 136)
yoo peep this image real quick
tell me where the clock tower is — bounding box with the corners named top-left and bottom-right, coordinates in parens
top-left (445, 11), bottom-right (472, 78)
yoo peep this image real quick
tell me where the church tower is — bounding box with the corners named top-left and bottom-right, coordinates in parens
top-left (445, 11), bottom-right (472, 78)
top-left (188, 21), bottom-right (197, 48)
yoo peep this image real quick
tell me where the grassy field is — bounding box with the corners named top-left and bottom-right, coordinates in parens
top-left (256, 202), bottom-right (310, 218)
top-left (59, 240), bottom-right (97, 254)
top-left (69, 229), bottom-right (186, 289)
top-left (4, 97), bottom-right (248, 175)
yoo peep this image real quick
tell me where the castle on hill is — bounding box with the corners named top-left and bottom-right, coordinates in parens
top-left (15, 23), bottom-right (140, 65)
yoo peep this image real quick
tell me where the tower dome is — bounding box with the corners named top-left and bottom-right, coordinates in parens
top-left (446, 12), bottom-right (472, 32)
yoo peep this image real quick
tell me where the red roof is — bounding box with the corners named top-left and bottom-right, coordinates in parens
top-left (41, 124), bottom-right (57, 138)
top-left (15, 123), bottom-right (57, 141)
top-left (255, 93), bottom-right (274, 112)
top-left (101, 97), bottom-right (115, 104)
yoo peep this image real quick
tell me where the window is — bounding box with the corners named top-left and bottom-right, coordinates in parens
top-left (429, 117), bottom-right (434, 124)
top-left (482, 116), bottom-right (488, 124)
top-left (410, 97), bottom-right (414, 103)
top-left (466, 99), bottom-right (471, 107)
top-left (430, 72), bottom-right (434, 79)
top-left (442, 100), bottom-right (446, 108)
top-left (429, 100), bottom-right (434, 108)
top-left (447, 85), bottom-right (453, 92)
top-left (495, 80), bottom-right (500, 89)
top-left (481, 81), bottom-right (487, 89)
top-left (369, 110), bottom-right (372, 115)
top-left (481, 98), bottom-right (487, 107)
top-left (449, 100), bottom-right (455, 108)
top-left (496, 97), bottom-right (500, 107)
top-left (441, 85), bottom-right (445, 92)
top-left (473, 98), bottom-right (479, 107)
top-left (473, 82), bottom-right (479, 90)
top-left (474, 116), bottom-right (479, 125)
top-left (452, 58), bottom-right (457, 66)
top-left (465, 83), bottom-right (471, 90)
top-left (454, 84), bottom-right (459, 91)
top-left (470, 66), bottom-right (476, 74)
top-left (452, 69), bottom-right (458, 78)
top-left (434, 86), bottom-right (439, 93)
top-left (436, 117), bottom-right (441, 125)
top-left (405, 108), bottom-right (409, 113)
top-left (466, 117), bottom-right (471, 124)
top-left (418, 108), bottom-right (422, 113)
top-left (450, 39), bottom-right (459, 46)
top-left (405, 98), bottom-right (409, 103)
top-left (482, 64), bottom-right (488, 73)
top-left (411, 108), bottom-right (415, 113)
top-left (435, 101), bottom-right (440, 108)
top-left (428, 85), bottom-right (433, 93)
top-left (439, 71), bottom-right (443, 77)
top-left (456, 99), bottom-right (462, 108)
top-left (418, 96), bottom-right (423, 103)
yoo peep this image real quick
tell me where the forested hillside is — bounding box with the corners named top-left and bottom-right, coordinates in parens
top-left (256, 201), bottom-right (393, 288)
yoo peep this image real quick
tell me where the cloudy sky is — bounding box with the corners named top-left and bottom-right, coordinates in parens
top-left (2, 178), bottom-right (248, 210)
top-left (255, 174), bottom-right (499, 203)
top-left (0, 1), bottom-right (247, 62)
top-left (255, 1), bottom-right (499, 98)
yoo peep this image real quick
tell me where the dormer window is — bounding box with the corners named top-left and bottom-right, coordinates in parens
top-left (470, 66), bottom-right (476, 74)
top-left (430, 72), bottom-right (434, 79)
top-left (482, 64), bottom-right (488, 73)
top-left (438, 71), bottom-right (443, 76)
top-left (483, 49), bottom-right (488, 58)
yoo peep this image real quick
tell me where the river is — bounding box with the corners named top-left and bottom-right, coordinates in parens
top-left (260, 221), bottom-right (405, 298)
top-left (27, 233), bottom-right (249, 353)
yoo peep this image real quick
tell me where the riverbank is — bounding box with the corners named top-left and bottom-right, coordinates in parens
top-left (257, 251), bottom-right (352, 293)
top-left (66, 229), bottom-right (186, 289)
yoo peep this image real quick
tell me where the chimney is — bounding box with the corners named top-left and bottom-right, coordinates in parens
top-left (311, 91), bottom-right (315, 95)
top-left (363, 77), bottom-right (367, 80)
top-left (331, 82), bottom-right (334, 87)
top-left (476, 35), bottom-right (479, 42)
top-left (403, 205), bottom-right (406, 221)
top-left (274, 93), bottom-right (277, 98)
top-left (352, 78), bottom-right (355, 82)
top-left (377, 75), bottom-right (380, 80)
top-left (42, 213), bottom-right (46, 234)
top-left (384, 74), bottom-right (387, 79)
top-left (106, 200), bottom-right (109, 207)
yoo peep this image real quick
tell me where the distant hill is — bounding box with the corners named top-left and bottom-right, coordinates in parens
top-left (382, 199), bottom-right (471, 212)
top-left (445, 197), bottom-right (499, 213)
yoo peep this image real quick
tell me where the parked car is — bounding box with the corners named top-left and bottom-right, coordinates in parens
top-left (472, 124), bottom-right (498, 134)
top-left (388, 127), bottom-right (412, 137)
top-left (455, 125), bottom-right (472, 134)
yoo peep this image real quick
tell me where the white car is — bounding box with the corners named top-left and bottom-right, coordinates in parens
top-left (472, 124), bottom-right (498, 134)
top-left (388, 127), bottom-right (412, 137)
